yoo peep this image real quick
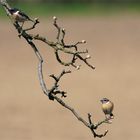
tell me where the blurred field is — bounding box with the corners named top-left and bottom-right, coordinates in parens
top-left (0, 14), bottom-right (140, 140)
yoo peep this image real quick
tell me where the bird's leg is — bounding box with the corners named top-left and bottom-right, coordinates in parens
top-left (30, 19), bottom-right (35, 23)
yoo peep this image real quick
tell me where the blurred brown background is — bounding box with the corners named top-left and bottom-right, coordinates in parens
top-left (0, 0), bottom-right (140, 140)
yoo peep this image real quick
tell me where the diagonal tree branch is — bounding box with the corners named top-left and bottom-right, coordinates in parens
top-left (0, 0), bottom-right (114, 138)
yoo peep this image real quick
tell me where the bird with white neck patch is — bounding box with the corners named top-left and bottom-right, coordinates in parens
top-left (3, 4), bottom-right (34, 27)
top-left (100, 98), bottom-right (114, 119)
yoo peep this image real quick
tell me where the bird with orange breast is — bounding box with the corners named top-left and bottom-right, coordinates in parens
top-left (100, 98), bottom-right (114, 119)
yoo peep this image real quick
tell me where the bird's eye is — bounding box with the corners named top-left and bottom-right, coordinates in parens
top-left (103, 98), bottom-right (109, 102)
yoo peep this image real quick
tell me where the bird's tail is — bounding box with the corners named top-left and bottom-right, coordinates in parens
top-left (29, 18), bottom-right (35, 23)
top-left (110, 113), bottom-right (114, 118)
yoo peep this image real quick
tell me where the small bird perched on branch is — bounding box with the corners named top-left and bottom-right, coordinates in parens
top-left (3, 4), bottom-right (34, 27)
top-left (100, 98), bottom-right (114, 119)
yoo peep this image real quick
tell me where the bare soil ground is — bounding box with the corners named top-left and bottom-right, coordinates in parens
top-left (0, 15), bottom-right (140, 140)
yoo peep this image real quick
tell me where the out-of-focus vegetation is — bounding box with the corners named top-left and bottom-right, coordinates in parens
top-left (8, 0), bottom-right (140, 2)
top-left (1, 1), bottom-right (140, 17)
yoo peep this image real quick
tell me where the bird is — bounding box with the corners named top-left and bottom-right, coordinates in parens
top-left (100, 98), bottom-right (114, 119)
top-left (3, 4), bottom-right (34, 27)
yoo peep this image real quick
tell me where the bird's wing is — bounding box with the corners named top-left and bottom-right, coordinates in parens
top-left (18, 10), bottom-right (30, 20)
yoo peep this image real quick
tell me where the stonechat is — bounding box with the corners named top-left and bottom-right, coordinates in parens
top-left (100, 98), bottom-right (114, 119)
top-left (3, 4), bottom-right (34, 27)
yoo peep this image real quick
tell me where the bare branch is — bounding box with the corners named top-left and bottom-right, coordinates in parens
top-left (61, 28), bottom-right (66, 45)
top-left (53, 16), bottom-right (61, 42)
top-left (24, 18), bottom-right (40, 32)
